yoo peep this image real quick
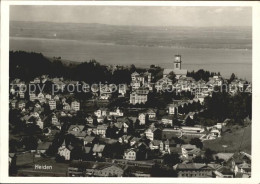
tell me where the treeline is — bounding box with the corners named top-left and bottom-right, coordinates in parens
top-left (9, 51), bottom-right (148, 84)
top-left (201, 92), bottom-right (252, 124)
top-left (187, 69), bottom-right (220, 81)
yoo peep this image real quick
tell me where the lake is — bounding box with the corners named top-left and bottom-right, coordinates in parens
top-left (10, 37), bottom-right (252, 81)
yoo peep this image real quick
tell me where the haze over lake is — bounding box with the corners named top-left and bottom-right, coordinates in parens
top-left (10, 21), bottom-right (252, 81)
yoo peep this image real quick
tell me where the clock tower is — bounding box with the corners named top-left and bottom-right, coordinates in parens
top-left (174, 55), bottom-right (181, 70)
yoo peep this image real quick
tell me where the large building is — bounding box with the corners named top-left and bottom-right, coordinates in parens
top-left (130, 87), bottom-right (149, 105)
top-left (163, 55), bottom-right (187, 79)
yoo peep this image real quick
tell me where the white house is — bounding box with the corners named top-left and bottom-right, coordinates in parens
top-left (58, 141), bottom-right (71, 160)
top-left (49, 100), bottom-right (56, 110)
top-left (124, 148), bottom-right (137, 161)
top-left (71, 101), bottom-right (80, 111)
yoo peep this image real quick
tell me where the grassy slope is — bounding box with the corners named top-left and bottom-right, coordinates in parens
top-left (203, 125), bottom-right (251, 154)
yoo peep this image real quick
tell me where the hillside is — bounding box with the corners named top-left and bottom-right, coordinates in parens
top-left (203, 125), bottom-right (251, 154)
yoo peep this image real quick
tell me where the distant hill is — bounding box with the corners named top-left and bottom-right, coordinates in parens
top-left (10, 21), bottom-right (252, 50)
top-left (203, 125), bottom-right (251, 154)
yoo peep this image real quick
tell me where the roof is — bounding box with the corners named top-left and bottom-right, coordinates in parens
top-left (68, 125), bottom-right (85, 132)
top-left (150, 140), bottom-right (162, 146)
top-left (169, 147), bottom-right (182, 154)
top-left (83, 136), bottom-right (95, 142)
top-left (70, 131), bottom-right (88, 138)
top-left (146, 108), bottom-right (157, 114)
top-left (216, 166), bottom-right (234, 175)
top-left (125, 148), bottom-right (137, 154)
top-left (92, 144), bottom-right (105, 153)
top-left (181, 144), bottom-right (197, 150)
top-left (84, 147), bottom-right (92, 154)
top-left (213, 153), bottom-right (234, 161)
top-left (37, 142), bottom-right (52, 150)
top-left (97, 125), bottom-right (108, 130)
top-left (176, 163), bottom-right (213, 170)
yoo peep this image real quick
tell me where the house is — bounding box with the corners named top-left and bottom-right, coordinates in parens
top-left (96, 125), bottom-right (108, 137)
top-left (58, 141), bottom-right (72, 160)
top-left (214, 166), bottom-right (234, 178)
top-left (53, 95), bottom-right (60, 101)
top-left (175, 163), bottom-right (215, 177)
top-left (149, 140), bottom-right (162, 150)
top-left (129, 137), bottom-right (141, 147)
top-left (83, 136), bottom-right (96, 146)
top-left (114, 121), bottom-right (129, 133)
top-left (33, 77), bottom-right (41, 83)
top-left (94, 108), bottom-right (108, 118)
top-left (45, 94), bottom-right (52, 100)
top-left (118, 84), bottom-right (127, 97)
top-left (85, 115), bottom-right (94, 124)
top-left (36, 117), bottom-right (44, 129)
top-left (228, 152), bottom-right (251, 177)
top-left (68, 125), bottom-right (85, 133)
top-left (181, 126), bottom-right (205, 138)
top-left (145, 109), bottom-right (157, 120)
top-left (168, 103), bottom-right (178, 115)
top-left (51, 114), bottom-right (59, 124)
top-left (37, 142), bottom-right (52, 154)
top-left (18, 90), bottom-right (25, 98)
top-left (29, 93), bottom-right (37, 101)
top-left (138, 113), bottom-right (147, 125)
top-left (213, 153), bottom-right (234, 163)
top-left (49, 100), bottom-right (56, 110)
top-left (37, 92), bottom-right (45, 100)
top-left (130, 87), bottom-right (149, 105)
top-left (68, 161), bottom-right (126, 177)
top-left (109, 107), bottom-right (124, 117)
top-left (161, 115), bottom-right (174, 126)
top-left (181, 144), bottom-right (201, 160)
top-left (18, 100), bottom-right (26, 109)
top-left (124, 148), bottom-right (137, 161)
top-left (63, 102), bottom-right (71, 110)
top-left (100, 84), bottom-right (114, 100)
top-left (10, 100), bottom-right (17, 108)
top-left (118, 135), bottom-right (132, 144)
top-left (92, 144), bottom-right (105, 157)
top-left (71, 101), bottom-right (80, 111)
top-left (155, 76), bottom-right (173, 92)
top-left (86, 162), bottom-right (126, 177)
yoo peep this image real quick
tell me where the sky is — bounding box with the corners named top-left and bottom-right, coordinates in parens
top-left (10, 6), bottom-right (252, 27)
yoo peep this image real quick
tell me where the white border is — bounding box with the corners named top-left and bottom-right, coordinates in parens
top-left (1, 1), bottom-right (260, 183)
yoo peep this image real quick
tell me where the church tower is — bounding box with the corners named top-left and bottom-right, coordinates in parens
top-left (174, 55), bottom-right (181, 70)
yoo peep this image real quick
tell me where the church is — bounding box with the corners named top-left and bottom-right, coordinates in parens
top-left (163, 55), bottom-right (187, 79)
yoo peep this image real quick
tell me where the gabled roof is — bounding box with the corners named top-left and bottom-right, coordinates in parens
top-left (68, 125), bottom-right (85, 132)
top-left (150, 140), bottom-right (162, 146)
top-left (181, 144), bottom-right (197, 150)
top-left (37, 142), bottom-right (52, 150)
top-left (176, 163), bottom-right (213, 170)
top-left (83, 136), bottom-right (95, 142)
top-left (84, 147), bottom-right (92, 154)
top-left (97, 125), bottom-right (108, 130)
top-left (93, 144), bottom-right (105, 153)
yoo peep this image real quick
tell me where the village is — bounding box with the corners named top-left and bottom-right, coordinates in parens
top-left (9, 55), bottom-right (252, 178)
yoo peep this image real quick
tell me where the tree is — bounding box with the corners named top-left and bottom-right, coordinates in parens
top-left (190, 138), bottom-right (203, 149)
top-left (204, 148), bottom-right (214, 163)
top-left (185, 116), bottom-right (195, 126)
top-left (229, 73), bottom-right (236, 83)
top-left (163, 153), bottom-right (181, 167)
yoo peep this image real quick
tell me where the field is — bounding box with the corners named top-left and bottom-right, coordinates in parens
top-left (16, 152), bottom-right (69, 176)
top-left (203, 125), bottom-right (251, 154)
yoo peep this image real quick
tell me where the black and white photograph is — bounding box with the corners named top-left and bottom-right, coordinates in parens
top-left (1, 1), bottom-right (259, 182)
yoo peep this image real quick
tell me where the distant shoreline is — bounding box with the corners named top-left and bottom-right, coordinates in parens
top-left (10, 36), bottom-right (252, 51)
